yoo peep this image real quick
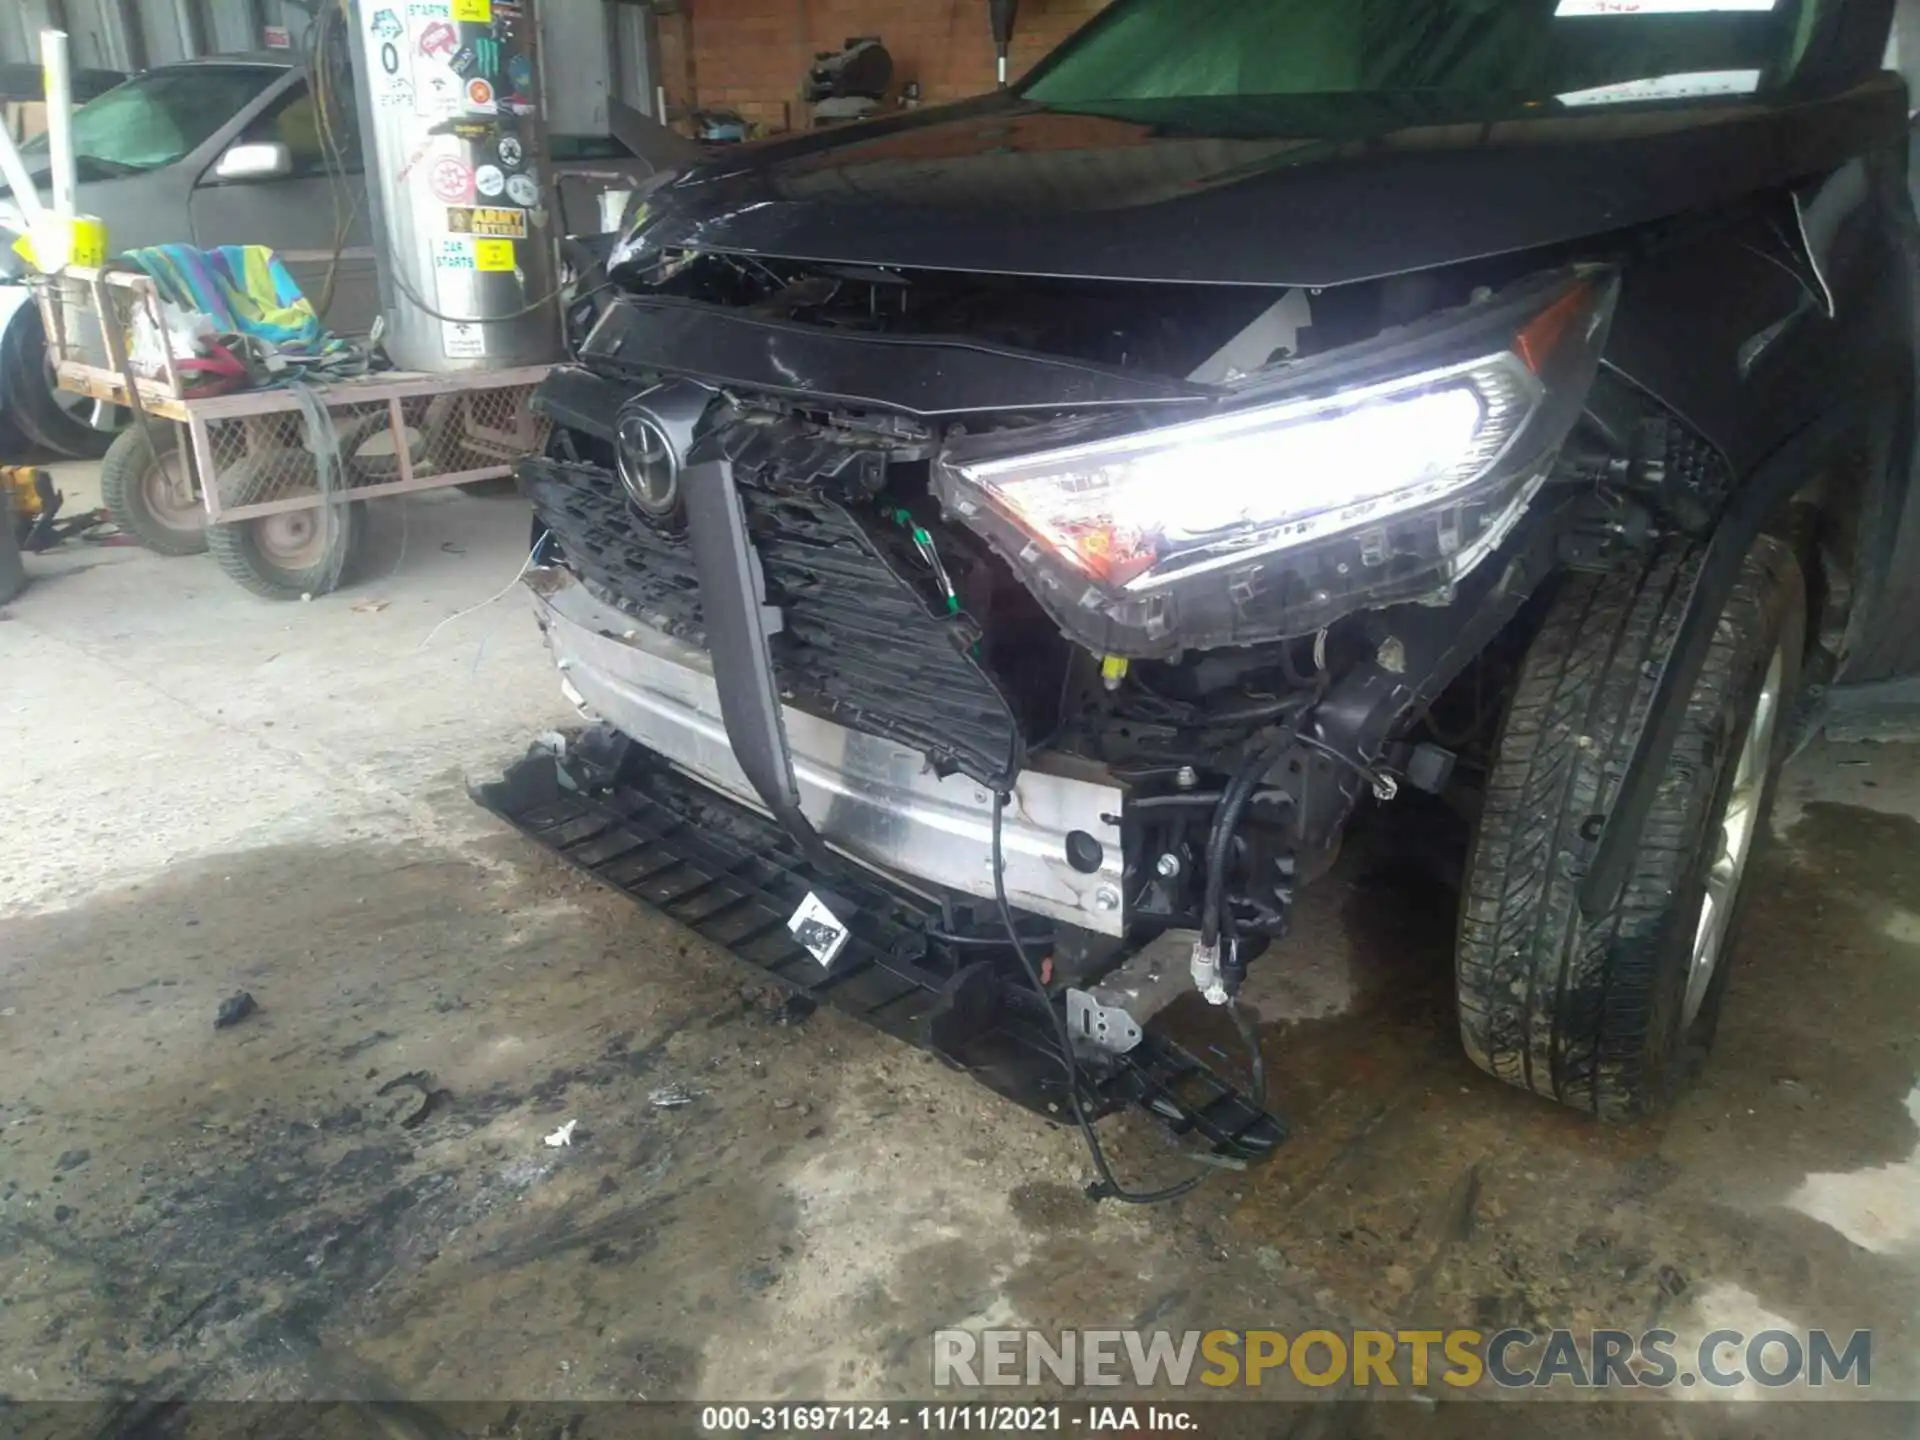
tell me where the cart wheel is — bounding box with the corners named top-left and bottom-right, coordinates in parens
top-left (332, 411), bottom-right (428, 482)
top-left (99, 425), bottom-right (207, 556)
top-left (208, 450), bottom-right (364, 601)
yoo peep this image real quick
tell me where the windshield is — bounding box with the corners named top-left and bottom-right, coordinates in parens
top-left (15, 65), bottom-right (282, 180)
top-left (1022, 0), bottom-right (1853, 113)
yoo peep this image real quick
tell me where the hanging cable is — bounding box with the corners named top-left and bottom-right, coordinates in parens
top-left (991, 791), bottom-right (1204, 1206)
top-left (1227, 997), bottom-right (1266, 1106)
top-left (1197, 720), bottom-right (1304, 956)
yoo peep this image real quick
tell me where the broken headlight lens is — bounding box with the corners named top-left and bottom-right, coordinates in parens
top-left (951, 357), bottom-right (1531, 590)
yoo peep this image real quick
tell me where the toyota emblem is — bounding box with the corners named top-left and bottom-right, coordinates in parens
top-left (615, 409), bottom-right (681, 521)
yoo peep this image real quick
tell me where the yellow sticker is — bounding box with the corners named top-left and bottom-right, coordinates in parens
top-left (473, 238), bottom-right (515, 272)
top-left (447, 206), bottom-right (527, 238)
top-left (452, 0), bottom-right (491, 21)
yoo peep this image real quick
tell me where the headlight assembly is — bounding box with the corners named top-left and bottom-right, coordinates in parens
top-left (935, 269), bottom-right (1616, 658)
top-left (951, 356), bottom-right (1532, 591)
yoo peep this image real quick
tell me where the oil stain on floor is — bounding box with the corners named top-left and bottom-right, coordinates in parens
top-left (0, 794), bottom-right (1913, 1419)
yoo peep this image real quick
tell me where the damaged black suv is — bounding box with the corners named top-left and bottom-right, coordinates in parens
top-left (489, 0), bottom-right (1920, 1173)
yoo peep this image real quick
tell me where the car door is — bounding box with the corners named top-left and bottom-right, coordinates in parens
top-left (187, 71), bottom-right (380, 339)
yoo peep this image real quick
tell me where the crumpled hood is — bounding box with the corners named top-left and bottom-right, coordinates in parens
top-left (621, 80), bottom-right (1904, 290)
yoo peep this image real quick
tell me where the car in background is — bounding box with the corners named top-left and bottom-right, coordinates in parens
top-left (0, 52), bottom-right (380, 461)
top-left (0, 56), bottom-right (688, 466)
top-left (0, 62), bottom-right (124, 146)
top-left (0, 61), bottom-right (122, 455)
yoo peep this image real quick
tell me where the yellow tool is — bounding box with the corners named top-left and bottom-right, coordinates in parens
top-left (3, 464), bottom-right (49, 521)
top-left (5, 464), bottom-right (105, 551)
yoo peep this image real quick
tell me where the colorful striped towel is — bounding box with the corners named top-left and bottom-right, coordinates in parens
top-left (123, 244), bottom-right (359, 370)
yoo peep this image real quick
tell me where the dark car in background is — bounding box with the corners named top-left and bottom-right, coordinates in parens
top-left (0, 52), bottom-right (684, 468)
top-left (510, 0), bottom-right (1920, 1155)
top-left (0, 53), bottom-right (381, 461)
top-left (0, 61), bottom-right (122, 456)
top-left (0, 62), bottom-right (123, 146)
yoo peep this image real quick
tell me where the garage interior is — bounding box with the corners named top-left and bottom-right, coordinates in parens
top-left (2, 0), bottom-right (1919, 1427)
top-left (7, 479), bottom-right (1917, 1413)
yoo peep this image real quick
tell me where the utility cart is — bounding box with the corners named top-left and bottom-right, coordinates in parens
top-left (36, 266), bottom-right (549, 598)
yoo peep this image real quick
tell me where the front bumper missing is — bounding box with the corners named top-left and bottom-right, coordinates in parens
top-left (531, 566), bottom-right (1127, 935)
top-left (474, 729), bottom-right (1286, 1161)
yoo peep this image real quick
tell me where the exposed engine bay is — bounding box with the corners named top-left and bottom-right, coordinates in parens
top-left (502, 236), bottom-right (1730, 1174)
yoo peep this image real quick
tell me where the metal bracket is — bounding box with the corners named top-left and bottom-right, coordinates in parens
top-left (1065, 989), bottom-right (1144, 1055)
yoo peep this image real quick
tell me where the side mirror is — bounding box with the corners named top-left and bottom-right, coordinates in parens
top-left (213, 141), bottom-right (293, 182)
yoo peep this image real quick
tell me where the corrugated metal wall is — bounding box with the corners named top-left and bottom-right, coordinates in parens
top-left (0, 0), bottom-right (654, 127)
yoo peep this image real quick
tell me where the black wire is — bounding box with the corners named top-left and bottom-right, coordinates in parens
top-left (1276, 634), bottom-right (1317, 691)
top-left (305, 4), bottom-right (361, 321)
top-left (1198, 722), bottom-right (1303, 953)
top-left (1228, 998), bottom-right (1266, 1105)
top-left (990, 791), bottom-right (1203, 1206)
top-left (925, 925), bottom-right (1052, 948)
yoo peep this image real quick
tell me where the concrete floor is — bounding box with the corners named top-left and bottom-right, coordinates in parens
top-left (2, 480), bottom-right (1916, 1424)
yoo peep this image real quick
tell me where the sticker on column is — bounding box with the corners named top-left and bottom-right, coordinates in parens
top-left (369, 9), bottom-right (403, 40)
top-left (453, 0), bottom-right (492, 19)
top-left (504, 170), bottom-right (539, 208)
top-left (466, 77), bottom-right (497, 114)
top-left (442, 320), bottom-right (486, 359)
top-left (473, 238), bottom-right (515, 272)
top-left (415, 69), bottom-right (459, 114)
top-left (420, 21), bottom-right (456, 62)
top-left (428, 155), bottom-right (475, 204)
top-left (462, 36), bottom-right (502, 79)
top-left (406, 3), bottom-right (460, 116)
top-left (497, 134), bottom-right (523, 169)
top-left (474, 163), bottom-right (506, 199)
top-left (434, 236), bottom-right (477, 271)
top-left (788, 893), bottom-right (851, 967)
top-left (418, 20), bottom-right (457, 60)
top-left (459, 207), bottom-right (526, 237)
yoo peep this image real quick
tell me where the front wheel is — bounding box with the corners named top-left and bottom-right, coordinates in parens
top-left (1455, 535), bottom-right (1804, 1119)
top-left (1, 303), bottom-right (124, 459)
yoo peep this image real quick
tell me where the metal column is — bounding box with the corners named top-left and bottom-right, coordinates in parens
top-left (348, 0), bottom-right (561, 372)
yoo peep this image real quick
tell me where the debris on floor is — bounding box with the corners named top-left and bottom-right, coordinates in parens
top-left (648, 1083), bottom-right (698, 1109)
top-left (213, 990), bottom-right (257, 1029)
top-left (543, 1118), bottom-right (579, 1148)
top-left (375, 1070), bottom-right (450, 1129)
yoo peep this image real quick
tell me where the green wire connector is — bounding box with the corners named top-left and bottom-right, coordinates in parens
top-left (889, 506), bottom-right (961, 614)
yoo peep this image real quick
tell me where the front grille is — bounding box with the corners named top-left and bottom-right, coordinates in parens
top-left (520, 453), bottom-right (1024, 788)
